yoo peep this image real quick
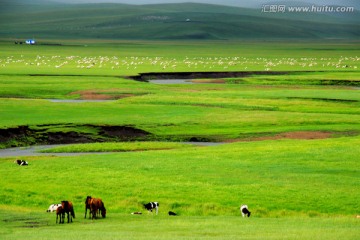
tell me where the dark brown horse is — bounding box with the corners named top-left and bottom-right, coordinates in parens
top-left (85, 196), bottom-right (106, 219)
top-left (85, 196), bottom-right (92, 219)
top-left (100, 200), bottom-right (106, 218)
top-left (61, 200), bottom-right (75, 223)
top-left (90, 198), bottom-right (106, 219)
top-left (56, 205), bottom-right (64, 224)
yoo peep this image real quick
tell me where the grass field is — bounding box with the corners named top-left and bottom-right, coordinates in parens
top-left (0, 41), bottom-right (359, 146)
top-left (1, 137), bottom-right (360, 239)
top-left (1, 40), bottom-right (359, 75)
top-left (0, 40), bottom-right (359, 239)
top-left (1, 213), bottom-right (359, 240)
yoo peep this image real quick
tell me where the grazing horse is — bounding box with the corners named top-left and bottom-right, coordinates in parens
top-left (86, 196), bottom-right (106, 219)
top-left (144, 202), bottom-right (159, 215)
top-left (240, 204), bottom-right (251, 217)
top-left (56, 206), bottom-right (64, 224)
top-left (85, 196), bottom-right (92, 219)
top-left (100, 202), bottom-right (106, 218)
top-left (61, 201), bottom-right (75, 223)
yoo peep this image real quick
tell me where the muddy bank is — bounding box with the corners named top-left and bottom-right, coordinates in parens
top-left (229, 130), bottom-right (359, 143)
top-left (132, 71), bottom-right (360, 86)
top-left (0, 124), bottom-right (151, 149)
top-left (1, 124), bottom-right (358, 150)
top-left (0, 124), bottom-right (225, 149)
top-left (235, 131), bottom-right (332, 142)
top-left (131, 71), bottom-right (317, 81)
top-left (68, 89), bottom-right (143, 100)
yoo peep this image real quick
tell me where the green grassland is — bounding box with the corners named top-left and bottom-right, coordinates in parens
top-left (2, 213), bottom-right (359, 240)
top-left (0, 40), bottom-right (360, 238)
top-left (40, 141), bottom-right (192, 153)
top-left (1, 40), bottom-right (359, 146)
top-left (1, 137), bottom-right (360, 239)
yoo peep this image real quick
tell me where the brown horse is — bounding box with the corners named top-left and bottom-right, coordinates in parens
top-left (61, 200), bottom-right (75, 223)
top-left (85, 196), bottom-right (92, 219)
top-left (100, 200), bottom-right (106, 218)
top-left (56, 205), bottom-right (64, 224)
top-left (86, 197), bottom-right (106, 219)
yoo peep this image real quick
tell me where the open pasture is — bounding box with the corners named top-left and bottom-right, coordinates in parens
top-left (0, 40), bottom-right (360, 238)
top-left (1, 213), bottom-right (359, 240)
top-left (1, 137), bottom-right (360, 239)
top-left (0, 40), bottom-right (359, 147)
top-left (1, 80), bottom-right (359, 147)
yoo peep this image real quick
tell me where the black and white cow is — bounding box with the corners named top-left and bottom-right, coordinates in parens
top-left (144, 202), bottom-right (159, 215)
top-left (14, 159), bottom-right (28, 166)
top-left (240, 204), bottom-right (251, 217)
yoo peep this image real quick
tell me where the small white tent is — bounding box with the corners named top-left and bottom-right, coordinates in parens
top-left (25, 39), bottom-right (36, 45)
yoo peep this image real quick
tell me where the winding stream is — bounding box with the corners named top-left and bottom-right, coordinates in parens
top-left (0, 142), bottom-right (224, 157)
top-left (148, 79), bottom-right (195, 84)
top-left (0, 145), bottom-right (109, 157)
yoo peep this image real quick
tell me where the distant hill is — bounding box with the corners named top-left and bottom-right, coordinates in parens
top-left (0, 1), bottom-right (359, 40)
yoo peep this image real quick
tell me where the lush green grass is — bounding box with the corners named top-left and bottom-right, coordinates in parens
top-left (1, 89), bottom-right (359, 146)
top-left (1, 137), bottom-right (360, 239)
top-left (0, 41), bottom-right (359, 147)
top-left (40, 142), bottom-right (192, 153)
top-left (1, 137), bottom-right (360, 215)
top-left (1, 41), bottom-right (359, 75)
top-left (1, 212), bottom-right (359, 240)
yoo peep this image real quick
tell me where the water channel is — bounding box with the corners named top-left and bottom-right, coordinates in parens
top-left (148, 79), bottom-right (195, 84)
top-left (0, 142), bottom-right (225, 157)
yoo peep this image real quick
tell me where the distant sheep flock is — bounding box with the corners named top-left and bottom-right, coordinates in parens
top-left (1, 54), bottom-right (358, 71)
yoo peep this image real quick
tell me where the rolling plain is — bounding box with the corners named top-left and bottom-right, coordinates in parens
top-left (0, 39), bottom-right (359, 239)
